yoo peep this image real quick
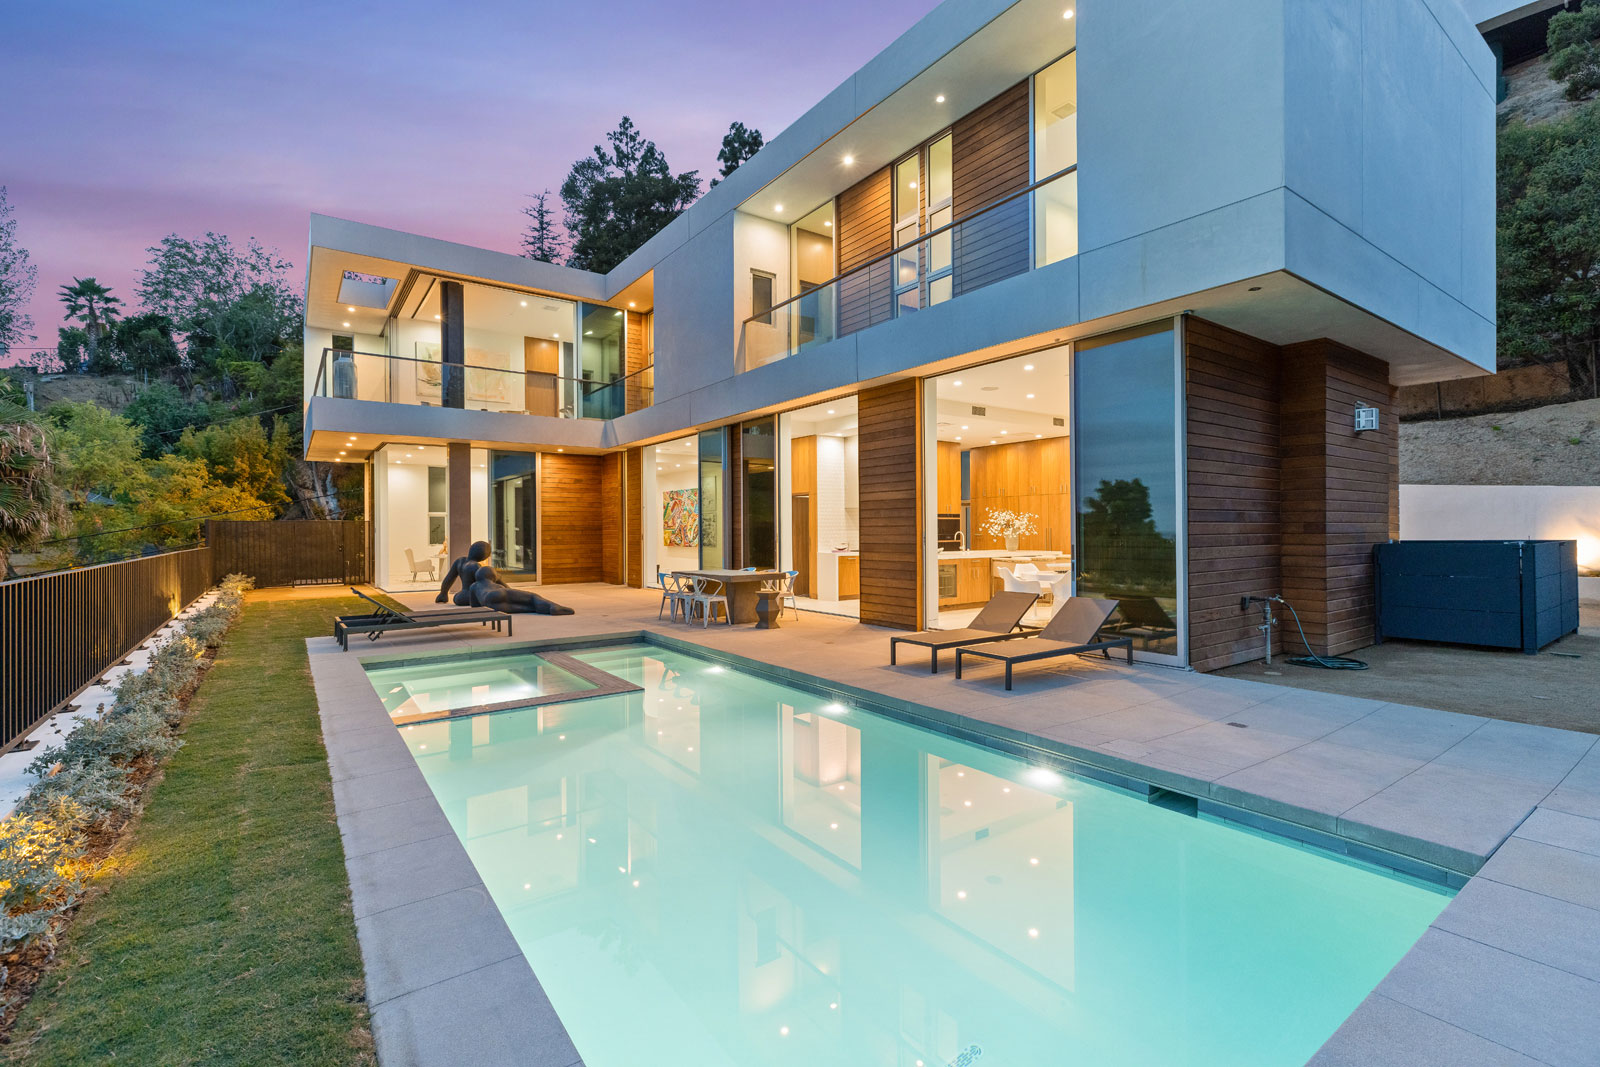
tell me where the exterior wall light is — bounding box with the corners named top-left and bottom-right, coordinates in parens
top-left (1354, 404), bottom-right (1379, 432)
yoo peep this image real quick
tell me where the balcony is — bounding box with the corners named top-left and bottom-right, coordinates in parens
top-left (739, 166), bottom-right (1078, 372)
top-left (313, 349), bottom-right (654, 419)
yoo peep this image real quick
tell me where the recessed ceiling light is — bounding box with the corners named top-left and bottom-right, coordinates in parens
top-left (1000, 430), bottom-right (1008, 435)
top-left (1026, 393), bottom-right (1035, 399)
top-left (842, 154), bottom-right (854, 165)
top-left (341, 321), bottom-right (350, 327)
top-left (520, 300), bottom-right (528, 307)
top-left (990, 439), bottom-right (997, 444)
top-left (346, 306), bottom-right (355, 312)
top-left (774, 203), bottom-right (784, 212)
top-left (338, 450), bottom-right (346, 455)
top-left (1035, 433), bottom-right (1043, 438)
top-left (827, 409), bottom-right (835, 414)
top-left (553, 332), bottom-right (559, 338)
top-left (1063, 8), bottom-right (1074, 18)
top-left (954, 436), bottom-right (962, 441)
top-left (1024, 364), bottom-right (1034, 371)
top-left (961, 424), bottom-right (969, 430)
top-left (909, 181), bottom-right (917, 189)
top-left (433, 314), bottom-right (440, 320)
top-left (824, 220), bottom-right (832, 227)
top-left (628, 301), bottom-right (636, 307)
top-left (557, 447), bottom-right (564, 452)
top-left (952, 379), bottom-right (962, 386)
top-left (935, 94), bottom-right (946, 103)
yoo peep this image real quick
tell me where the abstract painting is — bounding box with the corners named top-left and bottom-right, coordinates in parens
top-left (662, 489), bottom-right (700, 547)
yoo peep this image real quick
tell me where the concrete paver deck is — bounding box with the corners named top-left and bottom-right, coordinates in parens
top-left (312, 584), bottom-right (1600, 1066)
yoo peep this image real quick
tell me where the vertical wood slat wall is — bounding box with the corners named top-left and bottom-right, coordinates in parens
top-left (836, 167), bottom-right (895, 337)
top-left (857, 380), bottom-right (923, 629)
top-left (951, 79), bottom-right (1031, 296)
top-left (625, 311), bottom-right (651, 413)
top-left (1185, 320), bottom-right (1284, 671)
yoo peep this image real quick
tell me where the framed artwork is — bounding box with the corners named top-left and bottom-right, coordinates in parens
top-left (662, 489), bottom-right (699, 547)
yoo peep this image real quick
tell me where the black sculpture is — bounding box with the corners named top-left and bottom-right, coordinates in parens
top-left (437, 541), bottom-right (575, 615)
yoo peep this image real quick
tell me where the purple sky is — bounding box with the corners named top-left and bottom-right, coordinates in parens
top-left (3, 0), bottom-right (933, 358)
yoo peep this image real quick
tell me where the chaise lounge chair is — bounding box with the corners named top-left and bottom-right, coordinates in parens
top-left (333, 588), bottom-right (512, 650)
top-left (888, 591), bottom-right (1040, 673)
top-left (954, 596), bottom-right (1133, 689)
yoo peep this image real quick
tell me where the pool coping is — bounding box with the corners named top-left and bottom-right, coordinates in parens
top-left (308, 623), bottom-right (1600, 1067)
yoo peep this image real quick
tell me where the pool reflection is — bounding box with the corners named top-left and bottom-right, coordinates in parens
top-left (401, 645), bottom-right (1447, 1067)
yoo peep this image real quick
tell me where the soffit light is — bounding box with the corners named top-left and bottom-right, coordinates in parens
top-left (842, 154), bottom-right (854, 165)
top-left (952, 379), bottom-right (963, 386)
top-left (935, 94), bottom-right (946, 103)
top-left (774, 203), bottom-right (784, 213)
top-left (520, 300), bottom-right (528, 307)
top-left (628, 301), bottom-right (636, 307)
top-left (1063, 8), bottom-right (1074, 18)
top-left (342, 321), bottom-right (350, 327)
top-left (824, 220), bottom-right (832, 227)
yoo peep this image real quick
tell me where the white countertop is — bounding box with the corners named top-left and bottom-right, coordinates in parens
top-left (935, 550), bottom-right (1069, 560)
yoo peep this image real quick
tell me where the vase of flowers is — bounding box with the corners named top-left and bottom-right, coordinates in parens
top-left (979, 509), bottom-right (1038, 551)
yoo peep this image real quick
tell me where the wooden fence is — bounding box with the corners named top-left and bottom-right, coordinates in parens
top-left (207, 519), bottom-right (369, 589)
top-left (0, 520), bottom-right (370, 754)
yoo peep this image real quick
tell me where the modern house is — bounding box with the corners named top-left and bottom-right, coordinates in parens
top-left (302, 0), bottom-right (1496, 672)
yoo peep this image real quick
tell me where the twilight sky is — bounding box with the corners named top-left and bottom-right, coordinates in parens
top-left (2, 0), bottom-right (933, 358)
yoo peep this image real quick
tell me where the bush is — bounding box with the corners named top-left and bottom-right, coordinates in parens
top-left (0, 576), bottom-right (252, 963)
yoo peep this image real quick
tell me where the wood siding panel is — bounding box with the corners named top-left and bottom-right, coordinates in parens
top-left (1280, 339), bottom-right (1397, 656)
top-left (837, 167), bottom-right (894, 336)
top-left (626, 448), bottom-right (643, 587)
top-left (952, 80), bottom-right (1030, 296)
top-left (540, 453), bottom-right (607, 584)
top-left (857, 381), bottom-right (922, 630)
top-left (1185, 319), bottom-right (1283, 672)
top-left (625, 311), bottom-right (651, 413)
top-left (601, 453), bottom-right (622, 584)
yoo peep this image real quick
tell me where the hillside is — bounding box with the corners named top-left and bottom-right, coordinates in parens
top-left (1402, 396), bottom-right (1600, 485)
top-left (1499, 51), bottom-right (1576, 127)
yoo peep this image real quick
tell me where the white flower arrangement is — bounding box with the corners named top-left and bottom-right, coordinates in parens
top-left (978, 509), bottom-right (1039, 539)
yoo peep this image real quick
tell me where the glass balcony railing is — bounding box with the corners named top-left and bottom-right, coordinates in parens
top-left (313, 349), bottom-right (653, 419)
top-left (739, 165), bottom-right (1079, 372)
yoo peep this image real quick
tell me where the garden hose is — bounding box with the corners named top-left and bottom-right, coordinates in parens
top-left (1278, 596), bottom-right (1369, 671)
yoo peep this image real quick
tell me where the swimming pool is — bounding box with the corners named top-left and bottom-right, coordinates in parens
top-left (397, 643), bottom-right (1449, 1066)
top-left (364, 647), bottom-right (628, 724)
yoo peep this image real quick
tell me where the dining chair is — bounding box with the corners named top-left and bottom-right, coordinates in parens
top-left (657, 569), bottom-right (689, 621)
top-left (998, 567), bottom-right (1045, 623)
top-left (688, 576), bottom-right (732, 627)
top-left (780, 570), bottom-right (800, 619)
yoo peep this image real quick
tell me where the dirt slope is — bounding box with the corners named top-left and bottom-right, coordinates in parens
top-left (1402, 397), bottom-right (1600, 485)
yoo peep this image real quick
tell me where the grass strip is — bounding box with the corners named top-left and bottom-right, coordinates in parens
top-left (5, 591), bottom-right (374, 1065)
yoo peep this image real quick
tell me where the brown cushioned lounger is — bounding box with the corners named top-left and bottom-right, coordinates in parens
top-left (334, 588), bottom-right (511, 650)
top-left (888, 591), bottom-right (1039, 672)
top-left (954, 596), bottom-right (1133, 689)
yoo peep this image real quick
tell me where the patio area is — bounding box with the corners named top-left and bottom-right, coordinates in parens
top-left (312, 583), bottom-right (1600, 1066)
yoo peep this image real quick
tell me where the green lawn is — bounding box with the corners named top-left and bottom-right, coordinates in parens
top-left (6, 591), bottom-right (375, 1065)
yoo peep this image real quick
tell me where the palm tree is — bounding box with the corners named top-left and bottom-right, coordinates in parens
top-left (0, 378), bottom-right (59, 577)
top-left (58, 277), bottom-right (123, 373)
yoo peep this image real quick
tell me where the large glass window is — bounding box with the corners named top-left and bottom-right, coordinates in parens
top-left (577, 303), bottom-right (626, 418)
top-left (642, 436), bottom-right (699, 585)
top-left (698, 428), bottom-right (726, 569)
top-left (489, 451), bottom-right (538, 577)
top-left (893, 154), bottom-right (922, 315)
top-left (924, 133), bottom-right (954, 306)
top-left (741, 419), bottom-right (778, 570)
top-left (1072, 324), bottom-right (1181, 660)
top-left (1033, 51), bottom-right (1079, 267)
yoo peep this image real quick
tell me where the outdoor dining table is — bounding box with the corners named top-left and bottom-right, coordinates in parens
top-left (673, 569), bottom-right (784, 625)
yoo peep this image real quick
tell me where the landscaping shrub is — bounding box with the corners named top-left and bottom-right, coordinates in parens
top-left (0, 573), bottom-right (255, 980)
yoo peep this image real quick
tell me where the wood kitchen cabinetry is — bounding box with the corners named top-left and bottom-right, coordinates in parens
top-left (937, 557), bottom-right (994, 608)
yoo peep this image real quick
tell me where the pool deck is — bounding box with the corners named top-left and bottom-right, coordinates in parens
top-left (309, 584), bottom-right (1600, 1067)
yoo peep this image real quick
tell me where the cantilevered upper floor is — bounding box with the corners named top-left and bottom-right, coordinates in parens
top-left (304, 0), bottom-right (1496, 461)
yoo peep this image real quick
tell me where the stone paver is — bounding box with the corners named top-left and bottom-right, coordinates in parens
top-left (312, 583), bottom-right (1600, 1067)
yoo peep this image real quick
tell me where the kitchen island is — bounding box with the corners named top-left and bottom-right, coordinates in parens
top-left (934, 550), bottom-right (1070, 609)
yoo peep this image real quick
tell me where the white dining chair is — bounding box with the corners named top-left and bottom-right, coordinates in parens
top-left (688, 576), bottom-right (731, 627)
top-left (760, 570), bottom-right (801, 619)
top-left (657, 569), bottom-right (690, 621)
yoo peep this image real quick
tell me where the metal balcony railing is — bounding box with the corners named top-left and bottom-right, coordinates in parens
top-left (313, 349), bottom-right (654, 419)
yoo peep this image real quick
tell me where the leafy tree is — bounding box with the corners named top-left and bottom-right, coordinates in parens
top-left (1497, 102), bottom-right (1600, 395)
top-left (711, 121), bottom-right (765, 187)
top-left (110, 312), bottom-right (181, 378)
top-left (127, 453), bottom-right (273, 549)
top-left (136, 232), bottom-right (300, 334)
top-left (121, 382), bottom-right (210, 456)
top-left (0, 377), bottom-right (59, 577)
top-left (174, 417), bottom-right (289, 510)
top-left (52, 326), bottom-right (90, 374)
top-left (560, 117), bottom-right (701, 273)
top-left (0, 187), bottom-right (37, 358)
top-left (57, 278), bottom-right (123, 373)
top-left (520, 189), bottom-right (566, 264)
top-left (1549, 2), bottom-right (1600, 102)
top-left (185, 285), bottom-right (301, 370)
top-left (47, 401), bottom-right (143, 498)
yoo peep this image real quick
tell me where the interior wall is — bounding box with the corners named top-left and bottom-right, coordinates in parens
top-left (373, 445), bottom-right (487, 589)
top-left (644, 447), bottom-right (700, 583)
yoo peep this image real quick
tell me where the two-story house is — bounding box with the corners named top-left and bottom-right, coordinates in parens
top-left (302, 0), bottom-right (1496, 671)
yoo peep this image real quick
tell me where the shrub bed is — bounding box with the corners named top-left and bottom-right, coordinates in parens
top-left (0, 574), bottom-right (254, 1025)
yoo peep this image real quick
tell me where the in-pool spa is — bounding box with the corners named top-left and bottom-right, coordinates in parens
top-left (389, 643), bottom-right (1450, 1066)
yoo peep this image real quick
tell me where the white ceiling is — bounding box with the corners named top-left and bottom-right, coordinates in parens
top-left (933, 345), bottom-right (1070, 445)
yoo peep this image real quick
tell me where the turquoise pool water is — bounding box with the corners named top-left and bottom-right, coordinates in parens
top-left (400, 644), bottom-right (1449, 1067)
top-left (365, 650), bottom-right (596, 723)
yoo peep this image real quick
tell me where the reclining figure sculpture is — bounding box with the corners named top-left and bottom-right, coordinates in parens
top-left (436, 541), bottom-right (575, 615)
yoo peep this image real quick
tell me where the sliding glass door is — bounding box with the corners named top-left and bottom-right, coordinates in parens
top-left (1072, 322), bottom-right (1185, 664)
top-left (698, 428), bottom-right (726, 569)
top-left (741, 419), bottom-right (778, 570)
